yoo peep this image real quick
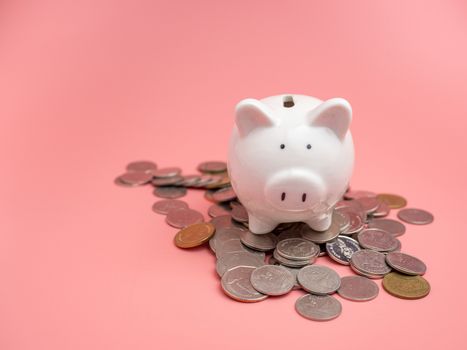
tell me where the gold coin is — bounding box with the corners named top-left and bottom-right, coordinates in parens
top-left (376, 193), bottom-right (407, 209)
top-left (174, 222), bottom-right (216, 248)
top-left (382, 272), bottom-right (430, 299)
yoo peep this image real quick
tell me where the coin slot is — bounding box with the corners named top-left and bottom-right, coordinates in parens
top-left (283, 96), bottom-right (294, 108)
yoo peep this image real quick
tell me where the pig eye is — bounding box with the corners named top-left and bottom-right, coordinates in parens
top-left (306, 144), bottom-right (312, 149)
top-left (280, 144), bottom-right (285, 149)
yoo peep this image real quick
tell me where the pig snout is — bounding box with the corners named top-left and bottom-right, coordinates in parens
top-left (264, 169), bottom-right (325, 211)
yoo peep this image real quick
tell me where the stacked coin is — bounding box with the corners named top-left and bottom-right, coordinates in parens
top-left (116, 160), bottom-right (434, 321)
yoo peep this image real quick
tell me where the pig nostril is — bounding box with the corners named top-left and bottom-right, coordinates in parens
top-left (281, 192), bottom-right (286, 201)
top-left (302, 193), bottom-right (307, 202)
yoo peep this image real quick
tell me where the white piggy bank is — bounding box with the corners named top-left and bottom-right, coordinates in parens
top-left (227, 94), bottom-right (354, 234)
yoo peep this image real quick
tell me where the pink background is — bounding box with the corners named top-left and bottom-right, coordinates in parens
top-left (1, 0), bottom-right (466, 349)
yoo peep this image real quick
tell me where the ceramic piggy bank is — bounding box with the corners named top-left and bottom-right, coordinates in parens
top-left (227, 94), bottom-right (354, 234)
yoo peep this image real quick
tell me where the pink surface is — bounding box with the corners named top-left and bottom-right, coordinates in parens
top-left (1, 0), bottom-right (466, 349)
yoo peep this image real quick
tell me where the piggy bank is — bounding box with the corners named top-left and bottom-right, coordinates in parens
top-left (227, 94), bottom-right (354, 234)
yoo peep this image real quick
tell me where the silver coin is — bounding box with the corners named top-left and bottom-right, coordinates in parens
top-left (216, 252), bottom-right (265, 277)
top-left (337, 275), bottom-right (379, 301)
top-left (239, 231), bottom-right (277, 251)
top-left (318, 243), bottom-right (327, 256)
top-left (197, 161), bottom-right (227, 174)
top-left (371, 200), bottom-right (390, 218)
top-left (297, 265), bottom-right (341, 295)
top-left (276, 238), bottom-right (320, 261)
top-left (151, 176), bottom-right (184, 186)
top-left (397, 208), bottom-right (434, 225)
top-left (357, 228), bottom-right (399, 252)
top-left (301, 220), bottom-right (340, 244)
top-left (350, 249), bottom-right (392, 278)
top-left (385, 252), bottom-right (427, 275)
top-left (273, 249), bottom-right (312, 267)
top-left (326, 236), bottom-right (361, 265)
top-left (152, 167), bottom-right (182, 178)
top-left (221, 266), bottom-right (268, 302)
top-left (344, 190), bottom-right (376, 200)
top-left (117, 172), bottom-right (153, 186)
top-left (126, 160), bottom-right (157, 173)
top-left (340, 211), bottom-right (364, 235)
top-left (280, 265), bottom-right (302, 289)
top-left (211, 186), bottom-right (237, 202)
top-left (209, 227), bottom-right (244, 252)
top-left (367, 218), bottom-right (406, 237)
top-left (215, 238), bottom-right (248, 258)
top-left (231, 204), bottom-right (249, 223)
top-left (333, 211), bottom-right (351, 232)
top-left (355, 197), bottom-right (380, 215)
top-left (165, 208), bottom-right (204, 228)
top-left (335, 200), bottom-right (366, 221)
top-left (208, 204), bottom-right (231, 218)
top-left (277, 229), bottom-right (303, 242)
top-left (152, 199), bottom-right (189, 215)
top-left (250, 265), bottom-right (295, 296)
top-left (179, 174), bottom-right (201, 187)
top-left (295, 294), bottom-right (342, 321)
top-left (153, 186), bottom-right (187, 199)
top-left (194, 175), bottom-right (223, 188)
top-left (209, 215), bottom-right (245, 231)
top-left (268, 261), bottom-right (302, 289)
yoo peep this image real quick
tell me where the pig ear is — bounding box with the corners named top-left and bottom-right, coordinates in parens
top-left (235, 98), bottom-right (276, 137)
top-left (308, 98), bottom-right (352, 141)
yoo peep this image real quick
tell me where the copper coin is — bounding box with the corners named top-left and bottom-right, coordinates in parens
top-left (174, 222), bottom-right (215, 248)
top-left (295, 294), bottom-right (342, 321)
top-left (152, 199), bottom-right (189, 214)
top-left (221, 266), bottom-right (268, 302)
top-left (197, 161), bottom-right (228, 174)
top-left (397, 208), bottom-right (434, 225)
top-left (153, 186), bottom-right (187, 199)
top-left (367, 218), bottom-right (406, 237)
top-left (385, 252), bottom-right (427, 275)
top-left (357, 228), bottom-right (399, 252)
top-left (376, 193), bottom-right (407, 209)
top-left (382, 272), bottom-right (430, 299)
top-left (166, 208), bottom-right (204, 228)
top-left (152, 167), bottom-right (182, 178)
top-left (117, 172), bottom-right (153, 186)
top-left (211, 186), bottom-right (237, 202)
top-left (350, 249), bottom-right (392, 278)
top-left (337, 275), bottom-right (379, 301)
top-left (126, 160), bottom-right (157, 173)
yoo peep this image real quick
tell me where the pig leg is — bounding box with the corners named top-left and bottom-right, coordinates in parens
top-left (248, 214), bottom-right (277, 234)
top-left (305, 212), bottom-right (333, 232)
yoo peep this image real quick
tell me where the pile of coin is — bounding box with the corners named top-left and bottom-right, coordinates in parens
top-left (116, 160), bottom-right (434, 321)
